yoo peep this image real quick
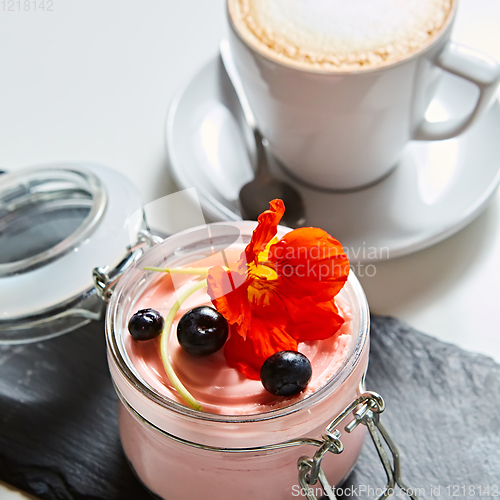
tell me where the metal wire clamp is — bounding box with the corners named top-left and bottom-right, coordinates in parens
top-left (297, 391), bottom-right (418, 500)
top-left (93, 230), bottom-right (162, 301)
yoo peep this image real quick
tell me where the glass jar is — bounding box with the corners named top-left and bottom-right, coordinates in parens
top-left (106, 222), bottom-right (384, 500)
top-left (1, 165), bottom-right (416, 499)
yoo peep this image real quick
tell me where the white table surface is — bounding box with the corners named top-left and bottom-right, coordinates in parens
top-left (1, 0), bottom-right (499, 498)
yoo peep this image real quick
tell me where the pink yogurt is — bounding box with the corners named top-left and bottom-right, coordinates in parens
top-left (125, 270), bottom-right (354, 415)
top-left (106, 222), bottom-right (370, 500)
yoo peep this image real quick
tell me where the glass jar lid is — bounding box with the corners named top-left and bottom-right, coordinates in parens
top-left (0, 162), bottom-right (144, 344)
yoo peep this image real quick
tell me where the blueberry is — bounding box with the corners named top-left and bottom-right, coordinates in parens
top-left (260, 351), bottom-right (312, 397)
top-left (128, 308), bottom-right (165, 341)
top-left (177, 306), bottom-right (229, 357)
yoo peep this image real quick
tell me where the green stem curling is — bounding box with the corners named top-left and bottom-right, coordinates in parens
top-left (144, 266), bottom-right (210, 277)
top-left (160, 279), bottom-right (207, 412)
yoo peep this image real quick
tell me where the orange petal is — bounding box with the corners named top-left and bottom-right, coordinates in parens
top-left (224, 314), bottom-right (297, 380)
top-left (208, 205), bottom-right (350, 381)
top-left (207, 265), bottom-right (252, 339)
top-left (280, 295), bottom-right (345, 342)
top-left (269, 227), bottom-right (350, 302)
top-left (245, 199), bottom-right (285, 265)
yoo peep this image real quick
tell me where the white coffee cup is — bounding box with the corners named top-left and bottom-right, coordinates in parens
top-left (227, 1), bottom-right (500, 191)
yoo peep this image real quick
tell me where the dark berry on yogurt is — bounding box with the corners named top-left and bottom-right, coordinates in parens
top-left (128, 308), bottom-right (165, 341)
top-left (177, 306), bottom-right (229, 357)
top-left (260, 351), bottom-right (312, 397)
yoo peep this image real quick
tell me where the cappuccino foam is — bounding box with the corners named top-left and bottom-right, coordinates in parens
top-left (229, 0), bottom-right (453, 70)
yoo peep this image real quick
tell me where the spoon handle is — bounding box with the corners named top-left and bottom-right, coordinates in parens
top-left (219, 40), bottom-right (257, 132)
top-left (220, 40), bottom-right (270, 180)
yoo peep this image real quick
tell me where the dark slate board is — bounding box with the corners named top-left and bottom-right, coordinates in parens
top-left (0, 316), bottom-right (499, 499)
top-left (0, 321), bottom-right (150, 500)
top-left (339, 317), bottom-right (500, 499)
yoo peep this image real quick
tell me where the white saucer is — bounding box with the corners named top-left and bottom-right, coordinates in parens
top-left (166, 56), bottom-right (500, 262)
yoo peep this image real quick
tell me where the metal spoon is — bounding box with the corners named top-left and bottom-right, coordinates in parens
top-left (219, 40), bottom-right (306, 228)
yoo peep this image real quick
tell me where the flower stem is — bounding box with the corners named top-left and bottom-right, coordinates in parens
top-left (144, 266), bottom-right (210, 277)
top-left (160, 279), bottom-right (207, 412)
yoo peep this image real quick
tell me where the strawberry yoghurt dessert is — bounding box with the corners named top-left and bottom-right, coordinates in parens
top-left (106, 200), bottom-right (371, 500)
top-left (126, 274), bottom-right (354, 416)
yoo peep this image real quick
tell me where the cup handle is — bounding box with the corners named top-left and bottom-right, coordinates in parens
top-left (414, 41), bottom-right (500, 141)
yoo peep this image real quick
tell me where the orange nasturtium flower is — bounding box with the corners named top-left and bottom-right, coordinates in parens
top-left (207, 199), bottom-right (350, 380)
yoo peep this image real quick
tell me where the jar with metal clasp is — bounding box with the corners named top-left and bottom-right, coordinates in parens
top-left (0, 164), bottom-right (418, 500)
